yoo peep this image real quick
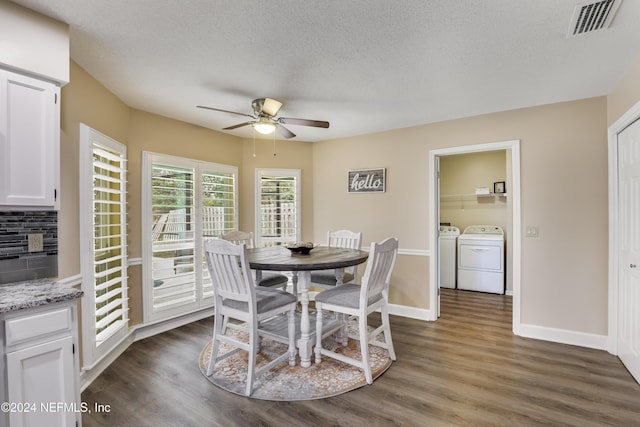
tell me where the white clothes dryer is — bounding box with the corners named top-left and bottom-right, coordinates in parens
top-left (439, 226), bottom-right (459, 289)
top-left (457, 225), bottom-right (504, 294)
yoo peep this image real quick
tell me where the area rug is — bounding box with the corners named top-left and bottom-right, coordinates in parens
top-left (198, 323), bottom-right (392, 400)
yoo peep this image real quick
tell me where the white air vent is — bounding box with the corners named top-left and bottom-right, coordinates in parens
top-left (569, 0), bottom-right (622, 36)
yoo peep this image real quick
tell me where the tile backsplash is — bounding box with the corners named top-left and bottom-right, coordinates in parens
top-left (0, 211), bottom-right (58, 284)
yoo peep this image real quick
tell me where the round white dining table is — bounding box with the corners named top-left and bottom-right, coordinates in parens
top-left (247, 246), bottom-right (369, 367)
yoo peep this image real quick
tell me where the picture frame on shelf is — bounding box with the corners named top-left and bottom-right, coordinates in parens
top-left (494, 181), bottom-right (506, 194)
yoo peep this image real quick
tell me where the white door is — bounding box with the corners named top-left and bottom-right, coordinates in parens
top-left (617, 118), bottom-right (640, 383)
top-left (436, 156), bottom-right (441, 317)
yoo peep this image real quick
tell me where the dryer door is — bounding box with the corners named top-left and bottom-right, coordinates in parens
top-left (458, 242), bottom-right (503, 271)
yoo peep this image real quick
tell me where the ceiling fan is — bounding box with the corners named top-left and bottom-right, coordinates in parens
top-left (197, 98), bottom-right (329, 139)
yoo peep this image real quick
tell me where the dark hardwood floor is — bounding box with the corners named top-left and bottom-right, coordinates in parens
top-left (81, 290), bottom-right (640, 426)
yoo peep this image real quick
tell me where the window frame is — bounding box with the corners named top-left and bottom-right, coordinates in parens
top-left (142, 152), bottom-right (238, 323)
top-left (79, 124), bottom-right (129, 368)
top-left (254, 168), bottom-right (301, 247)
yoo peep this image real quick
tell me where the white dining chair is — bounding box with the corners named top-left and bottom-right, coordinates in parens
top-left (314, 237), bottom-right (398, 384)
top-left (204, 239), bottom-right (297, 396)
top-left (310, 230), bottom-right (362, 288)
top-left (221, 230), bottom-right (289, 291)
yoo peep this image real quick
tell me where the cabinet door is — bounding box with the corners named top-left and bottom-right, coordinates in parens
top-left (0, 69), bottom-right (59, 207)
top-left (7, 336), bottom-right (77, 427)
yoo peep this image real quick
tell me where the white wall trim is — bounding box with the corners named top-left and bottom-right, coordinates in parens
top-left (398, 248), bottom-right (429, 257)
top-left (519, 323), bottom-right (608, 351)
top-left (387, 303), bottom-right (431, 321)
top-left (128, 257), bottom-right (142, 266)
top-left (607, 98), bottom-right (640, 355)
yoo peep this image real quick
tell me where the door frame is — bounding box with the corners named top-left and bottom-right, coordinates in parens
top-left (607, 99), bottom-right (640, 355)
top-left (429, 140), bottom-right (522, 335)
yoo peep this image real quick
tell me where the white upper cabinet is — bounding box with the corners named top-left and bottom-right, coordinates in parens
top-left (0, 69), bottom-right (60, 208)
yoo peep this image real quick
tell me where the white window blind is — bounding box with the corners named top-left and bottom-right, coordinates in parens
top-left (143, 153), bottom-right (237, 322)
top-left (256, 169), bottom-right (301, 247)
top-left (80, 124), bottom-right (129, 367)
top-left (201, 169), bottom-right (236, 298)
top-left (150, 163), bottom-right (197, 311)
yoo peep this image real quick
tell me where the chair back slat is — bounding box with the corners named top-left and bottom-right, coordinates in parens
top-left (204, 239), bottom-right (254, 304)
top-left (221, 230), bottom-right (255, 249)
top-left (361, 237), bottom-right (398, 300)
top-left (326, 230), bottom-right (363, 280)
top-left (327, 230), bottom-right (362, 250)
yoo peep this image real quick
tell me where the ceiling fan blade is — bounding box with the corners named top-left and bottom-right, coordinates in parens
top-left (262, 98), bottom-right (283, 117)
top-left (197, 105), bottom-right (254, 119)
top-left (279, 117), bottom-right (330, 128)
top-left (276, 123), bottom-right (296, 139)
top-left (223, 121), bottom-right (253, 130)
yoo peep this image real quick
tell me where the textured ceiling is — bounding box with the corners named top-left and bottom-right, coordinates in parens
top-left (10, 0), bottom-right (640, 142)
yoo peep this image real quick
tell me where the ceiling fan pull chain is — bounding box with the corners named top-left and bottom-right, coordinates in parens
top-left (273, 131), bottom-right (277, 157)
top-left (253, 129), bottom-right (257, 158)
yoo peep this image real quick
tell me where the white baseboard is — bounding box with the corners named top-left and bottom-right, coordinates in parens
top-left (79, 333), bottom-right (136, 391)
top-left (80, 307), bottom-right (213, 391)
top-left (518, 323), bottom-right (608, 350)
top-left (387, 303), bottom-right (432, 321)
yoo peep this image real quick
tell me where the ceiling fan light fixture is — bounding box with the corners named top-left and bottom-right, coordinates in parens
top-left (253, 121), bottom-right (276, 135)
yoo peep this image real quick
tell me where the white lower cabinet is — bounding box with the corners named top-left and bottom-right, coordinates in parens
top-left (1, 302), bottom-right (81, 427)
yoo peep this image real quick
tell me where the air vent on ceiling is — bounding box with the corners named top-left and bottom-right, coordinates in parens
top-left (568, 0), bottom-right (622, 36)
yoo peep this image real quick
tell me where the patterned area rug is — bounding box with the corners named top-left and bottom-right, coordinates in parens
top-left (198, 324), bottom-right (392, 400)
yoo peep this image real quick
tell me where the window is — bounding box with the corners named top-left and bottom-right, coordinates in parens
top-left (80, 124), bottom-right (129, 367)
top-left (255, 169), bottom-right (301, 247)
top-left (142, 152), bottom-right (237, 322)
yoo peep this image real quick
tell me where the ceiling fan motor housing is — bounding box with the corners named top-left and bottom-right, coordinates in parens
top-left (252, 98), bottom-right (283, 117)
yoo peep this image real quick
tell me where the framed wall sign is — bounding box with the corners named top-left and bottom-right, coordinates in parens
top-left (348, 168), bottom-right (386, 193)
top-left (494, 181), bottom-right (506, 194)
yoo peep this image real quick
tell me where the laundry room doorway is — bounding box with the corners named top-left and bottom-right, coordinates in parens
top-left (429, 140), bottom-right (522, 335)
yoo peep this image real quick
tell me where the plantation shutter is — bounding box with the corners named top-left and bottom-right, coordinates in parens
top-left (256, 169), bottom-right (300, 247)
top-left (80, 124), bottom-right (130, 367)
top-left (150, 163), bottom-right (197, 312)
top-left (92, 144), bottom-right (129, 344)
top-left (201, 169), bottom-right (236, 298)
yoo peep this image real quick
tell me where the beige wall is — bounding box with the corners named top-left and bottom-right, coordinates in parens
top-left (61, 53), bottom-right (640, 339)
top-left (239, 138), bottom-right (314, 241)
top-left (60, 62), bottom-right (315, 327)
top-left (607, 55), bottom-right (640, 125)
top-left (313, 97), bottom-right (609, 335)
top-left (59, 61), bottom-right (130, 279)
top-left (439, 151), bottom-right (508, 234)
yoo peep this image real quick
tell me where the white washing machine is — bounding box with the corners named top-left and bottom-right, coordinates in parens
top-left (439, 226), bottom-right (459, 289)
top-left (457, 225), bottom-right (504, 294)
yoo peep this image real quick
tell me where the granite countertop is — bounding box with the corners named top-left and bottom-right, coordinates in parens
top-left (0, 279), bottom-right (83, 314)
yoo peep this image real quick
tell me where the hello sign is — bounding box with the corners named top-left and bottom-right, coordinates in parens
top-left (348, 168), bottom-right (386, 193)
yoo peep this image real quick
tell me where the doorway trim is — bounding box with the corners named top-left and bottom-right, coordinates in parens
top-left (607, 99), bottom-right (640, 355)
top-left (429, 140), bottom-right (521, 335)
